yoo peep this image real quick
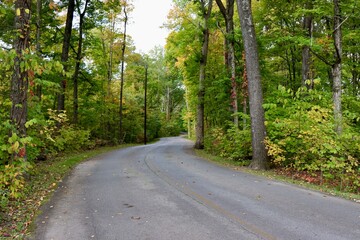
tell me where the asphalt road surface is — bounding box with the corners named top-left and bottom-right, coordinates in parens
top-left (34, 137), bottom-right (360, 240)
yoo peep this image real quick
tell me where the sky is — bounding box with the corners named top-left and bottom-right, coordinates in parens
top-left (127, 0), bottom-right (173, 53)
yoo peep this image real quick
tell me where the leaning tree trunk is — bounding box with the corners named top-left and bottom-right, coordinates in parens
top-left (236, 0), bottom-right (268, 170)
top-left (57, 0), bottom-right (75, 111)
top-left (332, 0), bottom-right (342, 135)
top-left (194, 0), bottom-right (213, 149)
top-left (11, 0), bottom-right (31, 161)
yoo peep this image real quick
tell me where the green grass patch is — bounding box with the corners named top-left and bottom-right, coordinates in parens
top-left (0, 144), bottom-right (136, 239)
top-left (195, 149), bottom-right (360, 203)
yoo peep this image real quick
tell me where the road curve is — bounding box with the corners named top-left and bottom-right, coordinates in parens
top-left (34, 137), bottom-right (360, 240)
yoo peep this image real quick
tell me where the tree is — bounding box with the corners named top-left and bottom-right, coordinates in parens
top-left (73, 0), bottom-right (90, 124)
top-left (332, 0), bottom-right (342, 134)
top-left (119, 2), bottom-right (128, 142)
top-left (58, 0), bottom-right (75, 111)
top-left (236, 0), bottom-right (268, 169)
top-left (194, 0), bottom-right (213, 149)
top-left (215, 0), bottom-right (239, 126)
top-left (10, 0), bottom-right (31, 161)
top-left (301, 0), bottom-right (314, 89)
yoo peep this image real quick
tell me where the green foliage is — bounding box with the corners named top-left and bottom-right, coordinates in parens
top-left (0, 160), bottom-right (32, 200)
top-left (0, 127), bottom-right (33, 202)
top-left (159, 117), bottom-right (183, 137)
top-left (204, 124), bottom-right (252, 165)
top-left (265, 85), bottom-right (360, 192)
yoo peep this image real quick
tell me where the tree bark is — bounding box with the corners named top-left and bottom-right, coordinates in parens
top-left (57, 0), bottom-right (75, 111)
top-left (236, 0), bottom-right (268, 169)
top-left (215, 0), bottom-right (238, 126)
top-left (332, 0), bottom-right (342, 135)
top-left (73, 0), bottom-right (90, 124)
top-left (119, 5), bottom-right (128, 142)
top-left (107, 14), bottom-right (116, 97)
top-left (301, 1), bottom-right (313, 89)
top-left (195, 0), bottom-right (213, 149)
top-left (11, 0), bottom-right (31, 161)
top-left (35, 0), bottom-right (42, 99)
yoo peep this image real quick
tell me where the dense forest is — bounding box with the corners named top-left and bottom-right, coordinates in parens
top-left (0, 0), bottom-right (359, 210)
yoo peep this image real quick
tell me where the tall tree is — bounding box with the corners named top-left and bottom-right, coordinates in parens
top-left (73, 0), bottom-right (90, 124)
top-left (119, 2), bottom-right (128, 142)
top-left (301, 0), bottom-right (314, 89)
top-left (236, 0), bottom-right (268, 169)
top-left (57, 0), bottom-right (75, 111)
top-left (194, 0), bottom-right (213, 149)
top-left (35, 0), bottom-right (42, 99)
top-left (332, 0), bottom-right (343, 134)
top-left (11, 0), bottom-right (31, 161)
top-left (215, 0), bottom-right (239, 126)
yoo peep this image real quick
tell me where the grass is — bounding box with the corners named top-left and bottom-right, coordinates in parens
top-left (195, 149), bottom-right (360, 203)
top-left (0, 144), bottom-right (136, 239)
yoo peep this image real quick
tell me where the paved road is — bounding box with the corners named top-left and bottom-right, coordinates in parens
top-left (34, 137), bottom-right (360, 240)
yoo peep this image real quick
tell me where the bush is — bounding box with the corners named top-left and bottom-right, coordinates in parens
top-left (264, 85), bottom-right (360, 192)
top-left (205, 124), bottom-right (252, 164)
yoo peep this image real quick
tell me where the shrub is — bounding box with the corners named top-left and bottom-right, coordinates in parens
top-left (205, 124), bottom-right (252, 164)
top-left (264, 85), bottom-right (360, 192)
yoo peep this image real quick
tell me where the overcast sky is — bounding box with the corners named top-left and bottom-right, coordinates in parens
top-left (127, 0), bottom-right (172, 53)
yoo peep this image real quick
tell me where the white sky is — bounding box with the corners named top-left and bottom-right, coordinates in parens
top-left (127, 0), bottom-right (172, 53)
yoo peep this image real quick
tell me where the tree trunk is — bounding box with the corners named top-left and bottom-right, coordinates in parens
top-left (11, 0), bottom-right (31, 161)
top-left (236, 0), bottom-right (268, 170)
top-left (107, 15), bottom-right (115, 96)
top-left (144, 65), bottom-right (148, 145)
top-left (195, 0), bottom-right (213, 149)
top-left (35, 0), bottom-right (42, 99)
top-left (119, 5), bottom-right (128, 142)
top-left (73, 0), bottom-right (90, 124)
top-left (301, 1), bottom-right (313, 89)
top-left (215, 0), bottom-right (238, 127)
top-left (332, 0), bottom-right (342, 135)
top-left (57, 0), bottom-right (75, 111)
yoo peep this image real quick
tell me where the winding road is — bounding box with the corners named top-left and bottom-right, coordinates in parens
top-left (35, 137), bottom-right (360, 240)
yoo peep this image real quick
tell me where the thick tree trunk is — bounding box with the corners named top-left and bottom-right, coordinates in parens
top-left (236, 0), bottom-right (268, 170)
top-left (73, 0), bottom-right (89, 124)
top-left (119, 6), bottom-right (128, 142)
top-left (11, 0), bottom-right (31, 161)
top-left (57, 0), bottom-right (75, 111)
top-left (301, 1), bottom-right (313, 89)
top-left (195, 0), bottom-right (213, 149)
top-left (332, 0), bottom-right (342, 135)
